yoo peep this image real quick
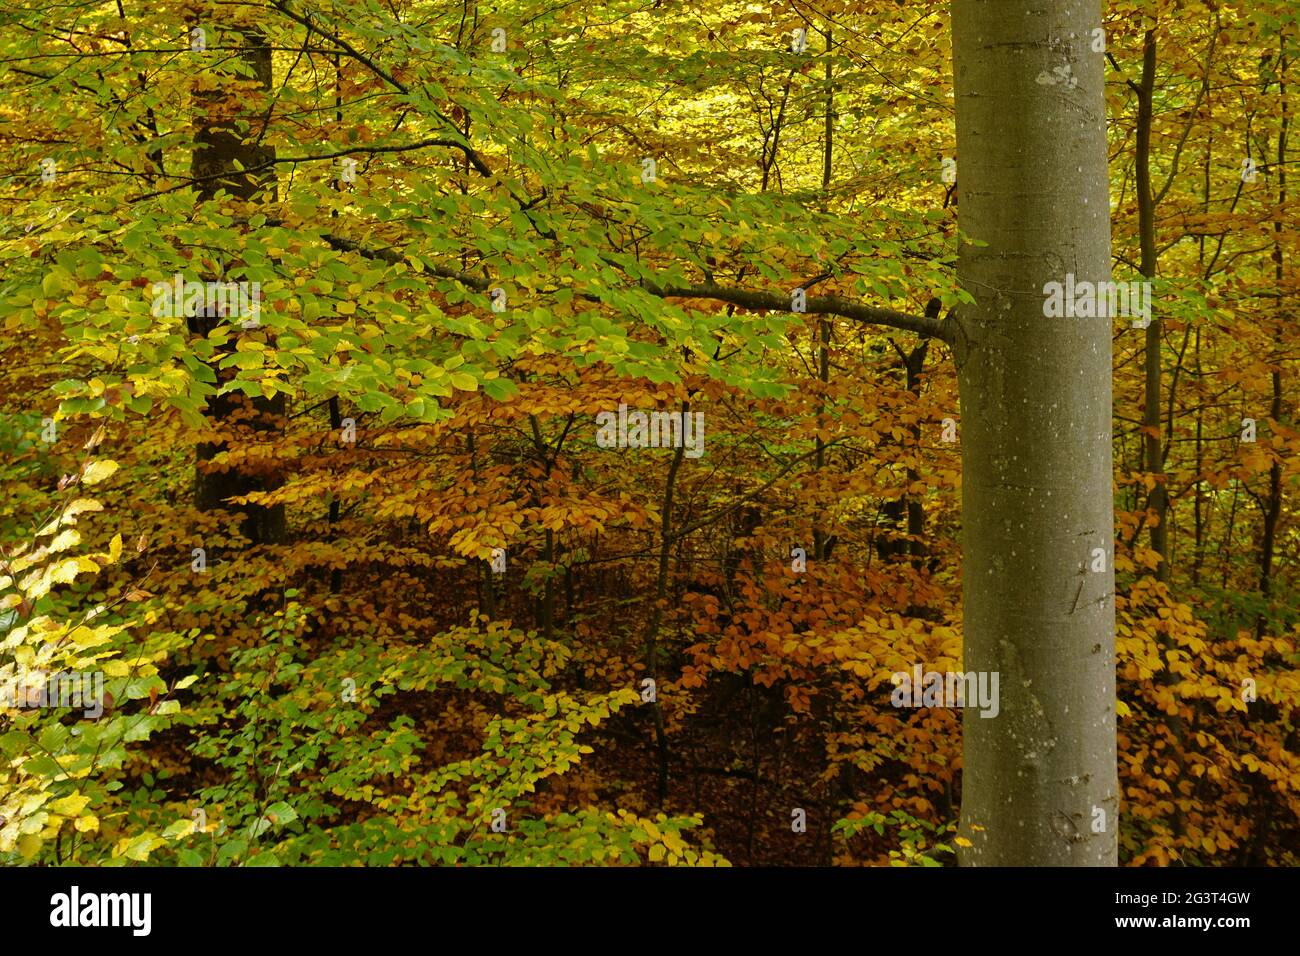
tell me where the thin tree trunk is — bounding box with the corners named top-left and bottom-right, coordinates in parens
top-left (1259, 46), bottom-right (1287, 603)
top-left (642, 406), bottom-right (687, 805)
top-left (814, 25), bottom-right (834, 561)
top-left (1136, 31), bottom-right (1169, 583)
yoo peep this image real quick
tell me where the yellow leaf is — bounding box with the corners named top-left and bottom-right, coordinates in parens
top-left (45, 557), bottom-right (85, 587)
top-left (38, 499), bottom-right (103, 535)
top-left (47, 794), bottom-right (91, 816)
top-left (108, 533), bottom-right (122, 563)
top-left (48, 528), bottom-right (81, 554)
top-left (115, 834), bottom-right (157, 862)
top-left (81, 460), bottom-right (118, 486)
top-left (17, 833), bottom-right (42, 860)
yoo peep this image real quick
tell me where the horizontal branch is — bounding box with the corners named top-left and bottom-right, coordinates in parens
top-left (312, 233), bottom-right (948, 341)
top-left (319, 233), bottom-right (488, 289)
top-left (644, 281), bottom-right (948, 340)
top-left (275, 138), bottom-right (492, 175)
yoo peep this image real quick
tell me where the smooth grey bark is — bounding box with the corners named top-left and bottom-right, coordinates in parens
top-left (952, 0), bottom-right (1118, 865)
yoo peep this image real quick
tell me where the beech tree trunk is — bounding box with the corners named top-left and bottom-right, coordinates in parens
top-left (189, 24), bottom-right (285, 546)
top-left (952, 0), bottom-right (1118, 865)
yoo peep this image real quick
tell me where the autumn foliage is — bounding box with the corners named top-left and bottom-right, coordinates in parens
top-left (0, 0), bottom-right (1296, 866)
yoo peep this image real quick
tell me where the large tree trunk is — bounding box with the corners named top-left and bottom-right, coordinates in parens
top-left (189, 24), bottom-right (285, 547)
top-left (952, 0), bottom-right (1118, 865)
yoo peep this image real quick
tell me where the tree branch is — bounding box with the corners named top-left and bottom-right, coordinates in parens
top-left (307, 233), bottom-right (947, 342)
top-left (642, 281), bottom-right (948, 341)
